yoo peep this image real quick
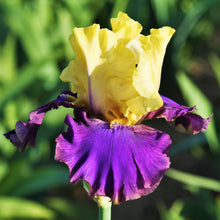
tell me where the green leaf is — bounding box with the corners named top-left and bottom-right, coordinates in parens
top-left (181, 190), bottom-right (218, 219)
top-left (176, 71), bottom-right (219, 153)
top-left (0, 160), bottom-right (8, 182)
top-left (111, 0), bottom-right (129, 18)
top-left (0, 159), bottom-right (32, 195)
top-left (166, 168), bottom-right (220, 192)
top-left (12, 166), bottom-right (69, 196)
top-left (158, 200), bottom-right (186, 220)
top-left (45, 197), bottom-right (97, 219)
top-left (0, 35), bottom-right (16, 84)
top-left (209, 53), bottom-right (220, 87)
top-left (0, 124), bottom-right (16, 157)
top-left (0, 196), bottom-right (55, 219)
top-left (173, 0), bottom-right (219, 52)
top-left (151, 0), bottom-right (170, 24)
top-left (0, 64), bottom-right (38, 110)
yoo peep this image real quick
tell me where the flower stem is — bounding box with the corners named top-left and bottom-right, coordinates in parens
top-left (98, 204), bottom-right (111, 220)
top-left (97, 196), bottom-right (112, 220)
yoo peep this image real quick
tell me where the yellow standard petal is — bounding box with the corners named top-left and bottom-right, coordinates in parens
top-left (125, 27), bottom-right (175, 121)
top-left (60, 24), bottom-right (116, 109)
top-left (60, 12), bottom-right (175, 125)
top-left (111, 11), bottom-right (143, 44)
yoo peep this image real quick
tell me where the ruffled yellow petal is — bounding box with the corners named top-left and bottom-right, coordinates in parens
top-left (60, 12), bottom-right (175, 125)
top-left (145, 27), bottom-right (175, 90)
top-left (127, 27), bottom-right (175, 93)
top-left (60, 24), bottom-right (116, 108)
top-left (70, 24), bottom-right (102, 76)
top-left (121, 27), bottom-right (175, 122)
top-left (90, 45), bottom-right (137, 124)
top-left (111, 12), bottom-right (142, 44)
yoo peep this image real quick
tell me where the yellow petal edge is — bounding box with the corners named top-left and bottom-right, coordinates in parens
top-left (60, 12), bottom-right (175, 125)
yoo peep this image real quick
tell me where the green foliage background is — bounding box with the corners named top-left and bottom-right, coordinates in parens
top-left (0, 0), bottom-right (220, 219)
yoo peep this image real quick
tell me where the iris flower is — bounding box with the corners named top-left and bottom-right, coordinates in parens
top-left (5, 12), bottom-right (211, 204)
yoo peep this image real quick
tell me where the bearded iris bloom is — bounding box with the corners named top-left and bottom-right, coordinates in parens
top-left (5, 12), bottom-right (211, 204)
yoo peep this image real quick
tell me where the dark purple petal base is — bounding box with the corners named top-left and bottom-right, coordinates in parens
top-left (146, 95), bottom-right (212, 134)
top-left (55, 110), bottom-right (172, 204)
top-left (4, 91), bottom-right (77, 151)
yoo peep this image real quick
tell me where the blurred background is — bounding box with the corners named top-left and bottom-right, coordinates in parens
top-left (0, 0), bottom-right (220, 219)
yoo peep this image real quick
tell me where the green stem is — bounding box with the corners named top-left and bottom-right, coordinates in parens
top-left (97, 196), bottom-right (112, 220)
top-left (98, 203), bottom-right (111, 220)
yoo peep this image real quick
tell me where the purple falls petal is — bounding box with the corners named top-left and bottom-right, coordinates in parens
top-left (4, 121), bottom-right (39, 151)
top-left (4, 91), bottom-right (77, 152)
top-left (146, 95), bottom-right (212, 134)
top-left (55, 111), bottom-right (171, 204)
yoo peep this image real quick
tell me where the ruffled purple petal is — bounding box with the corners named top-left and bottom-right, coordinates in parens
top-left (55, 110), bottom-right (171, 204)
top-left (4, 121), bottom-right (39, 151)
top-left (146, 95), bottom-right (212, 134)
top-left (4, 91), bottom-right (77, 152)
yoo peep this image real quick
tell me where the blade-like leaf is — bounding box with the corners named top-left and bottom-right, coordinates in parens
top-left (166, 168), bottom-right (220, 192)
top-left (0, 196), bottom-right (55, 219)
top-left (150, 0), bottom-right (169, 24)
top-left (46, 197), bottom-right (97, 219)
top-left (176, 71), bottom-right (219, 153)
top-left (209, 53), bottom-right (220, 87)
top-left (12, 166), bottom-right (69, 196)
top-left (173, 0), bottom-right (219, 52)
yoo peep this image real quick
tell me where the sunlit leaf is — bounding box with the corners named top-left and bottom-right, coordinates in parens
top-left (209, 53), bottom-right (220, 87)
top-left (12, 166), bottom-right (69, 196)
top-left (166, 168), bottom-right (220, 192)
top-left (176, 71), bottom-right (219, 153)
top-left (158, 200), bottom-right (186, 220)
top-left (45, 197), bottom-right (97, 219)
top-left (182, 190), bottom-right (218, 220)
top-left (151, 0), bottom-right (169, 24)
top-left (0, 64), bottom-right (39, 109)
top-left (0, 125), bottom-right (16, 157)
top-left (0, 160), bottom-right (8, 182)
top-left (0, 196), bottom-right (55, 219)
top-left (0, 36), bottom-right (16, 84)
top-left (111, 0), bottom-right (129, 18)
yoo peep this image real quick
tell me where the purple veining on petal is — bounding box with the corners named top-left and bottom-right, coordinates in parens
top-left (4, 91), bottom-right (77, 152)
top-left (146, 95), bottom-right (212, 134)
top-left (88, 76), bottom-right (94, 115)
top-left (55, 110), bottom-right (171, 204)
